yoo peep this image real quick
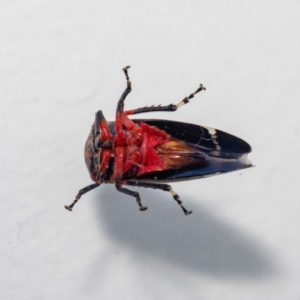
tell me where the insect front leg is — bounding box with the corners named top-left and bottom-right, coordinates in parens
top-left (124, 180), bottom-right (192, 216)
top-left (115, 66), bottom-right (132, 136)
top-left (65, 151), bottom-right (111, 212)
top-left (65, 183), bottom-right (100, 211)
top-left (125, 84), bottom-right (206, 116)
top-left (65, 149), bottom-right (112, 212)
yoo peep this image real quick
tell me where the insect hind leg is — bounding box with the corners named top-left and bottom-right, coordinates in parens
top-left (125, 180), bottom-right (192, 216)
top-left (125, 84), bottom-right (206, 116)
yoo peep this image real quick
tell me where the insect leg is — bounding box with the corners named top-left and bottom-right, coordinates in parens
top-left (125, 84), bottom-right (206, 116)
top-left (115, 66), bottom-right (132, 134)
top-left (115, 179), bottom-right (148, 211)
top-left (65, 183), bottom-right (100, 211)
top-left (124, 180), bottom-right (192, 216)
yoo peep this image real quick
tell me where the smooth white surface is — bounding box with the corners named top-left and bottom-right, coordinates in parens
top-left (1, 1), bottom-right (300, 299)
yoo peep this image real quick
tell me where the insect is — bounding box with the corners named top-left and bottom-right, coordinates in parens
top-left (65, 66), bottom-right (252, 215)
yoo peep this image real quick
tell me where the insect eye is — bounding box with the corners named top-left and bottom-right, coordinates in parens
top-left (93, 128), bottom-right (102, 151)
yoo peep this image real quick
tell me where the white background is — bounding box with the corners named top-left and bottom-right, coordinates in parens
top-left (1, 1), bottom-right (300, 299)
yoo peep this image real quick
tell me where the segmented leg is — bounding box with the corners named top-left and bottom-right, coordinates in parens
top-left (65, 183), bottom-right (100, 211)
top-left (124, 180), bottom-right (192, 215)
top-left (113, 66), bottom-right (132, 186)
top-left (125, 84), bottom-right (206, 116)
top-left (112, 66), bottom-right (148, 211)
top-left (115, 179), bottom-right (148, 211)
top-left (115, 66), bottom-right (131, 134)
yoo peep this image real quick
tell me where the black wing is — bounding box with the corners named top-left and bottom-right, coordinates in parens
top-left (133, 119), bottom-right (252, 182)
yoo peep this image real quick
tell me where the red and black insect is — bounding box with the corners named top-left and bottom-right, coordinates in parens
top-left (65, 66), bottom-right (252, 215)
